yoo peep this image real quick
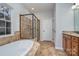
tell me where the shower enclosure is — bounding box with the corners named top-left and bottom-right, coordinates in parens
top-left (20, 14), bottom-right (40, 41)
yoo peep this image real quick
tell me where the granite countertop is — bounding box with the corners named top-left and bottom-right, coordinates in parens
top-left (63, 31), bottom-right (79, 37)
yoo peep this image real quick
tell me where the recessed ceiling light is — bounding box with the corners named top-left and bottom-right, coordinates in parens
top-left (32, 8), bottom-right (34, 10)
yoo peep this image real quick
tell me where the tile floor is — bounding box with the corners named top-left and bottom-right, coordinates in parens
top-left (35, 41), bottom-right (67, 56)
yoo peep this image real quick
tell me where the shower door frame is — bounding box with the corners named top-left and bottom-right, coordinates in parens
top-left (20, 13), bottom-right (40, 39)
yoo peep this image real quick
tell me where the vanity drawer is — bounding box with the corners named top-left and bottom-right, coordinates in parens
top-left (72, 37), bottom-right (79, 43)
top-left (72, 41), bottom-right (78, 47)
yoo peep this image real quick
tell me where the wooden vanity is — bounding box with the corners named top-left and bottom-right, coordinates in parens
top-left (63, 31), bottom-right (79, 56)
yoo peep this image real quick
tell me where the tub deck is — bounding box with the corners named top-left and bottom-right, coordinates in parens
top-left (0, 40), bottom-right (40, 56)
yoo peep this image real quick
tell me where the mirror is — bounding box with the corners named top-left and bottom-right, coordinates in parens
top-left (74, 8), bottom-right (79, 33)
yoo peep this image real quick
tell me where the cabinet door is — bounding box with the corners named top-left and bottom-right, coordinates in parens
top-left (63, 34), bottom-right (67, 52)
top-left (72, 37), bottom-right (79, 56)
top-left (66, 35), bottom-right (72, 56)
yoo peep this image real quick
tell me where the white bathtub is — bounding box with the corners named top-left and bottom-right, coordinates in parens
top-left (0, 40), bottom-right (34, 56)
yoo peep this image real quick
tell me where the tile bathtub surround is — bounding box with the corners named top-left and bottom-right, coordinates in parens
top-left (0, 31), bottom-right (20, 46)
top-left (0, 37), bottom-right (10, 46)
top-left (14, 31), bottom-right (20, 40)
top-left (27, 41), bottom-right (40, 56)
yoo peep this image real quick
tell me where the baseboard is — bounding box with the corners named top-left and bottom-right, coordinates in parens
top-left (40, 39), bottom-right (53, 42)
top-left (55, 47), bottom-right (63, 51)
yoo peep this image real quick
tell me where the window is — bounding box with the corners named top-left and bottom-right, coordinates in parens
top-left (0, 6), bottom-right (11, 35)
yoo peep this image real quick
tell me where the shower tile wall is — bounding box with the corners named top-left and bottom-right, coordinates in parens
top-left (20, 16), bottom-right (32, 39)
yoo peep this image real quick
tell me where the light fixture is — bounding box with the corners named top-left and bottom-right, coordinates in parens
top-left (72, 3), bottom-right (76, 9)
top-left (72, 5), bottom-right (76, 9)
top-left (31, 8), bottom-right (35, 10)
top-left (72, 3), bottom-right (79, 9)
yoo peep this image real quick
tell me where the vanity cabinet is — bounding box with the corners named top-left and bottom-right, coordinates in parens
top-left (63, 33), bottom-right (79, 56)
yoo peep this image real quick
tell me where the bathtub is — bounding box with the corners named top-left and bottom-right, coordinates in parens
top-left (0, 40), bottom-right (34, 56)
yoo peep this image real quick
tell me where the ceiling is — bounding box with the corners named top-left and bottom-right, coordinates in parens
top-left (22, 3), bottom-right (55, 13)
